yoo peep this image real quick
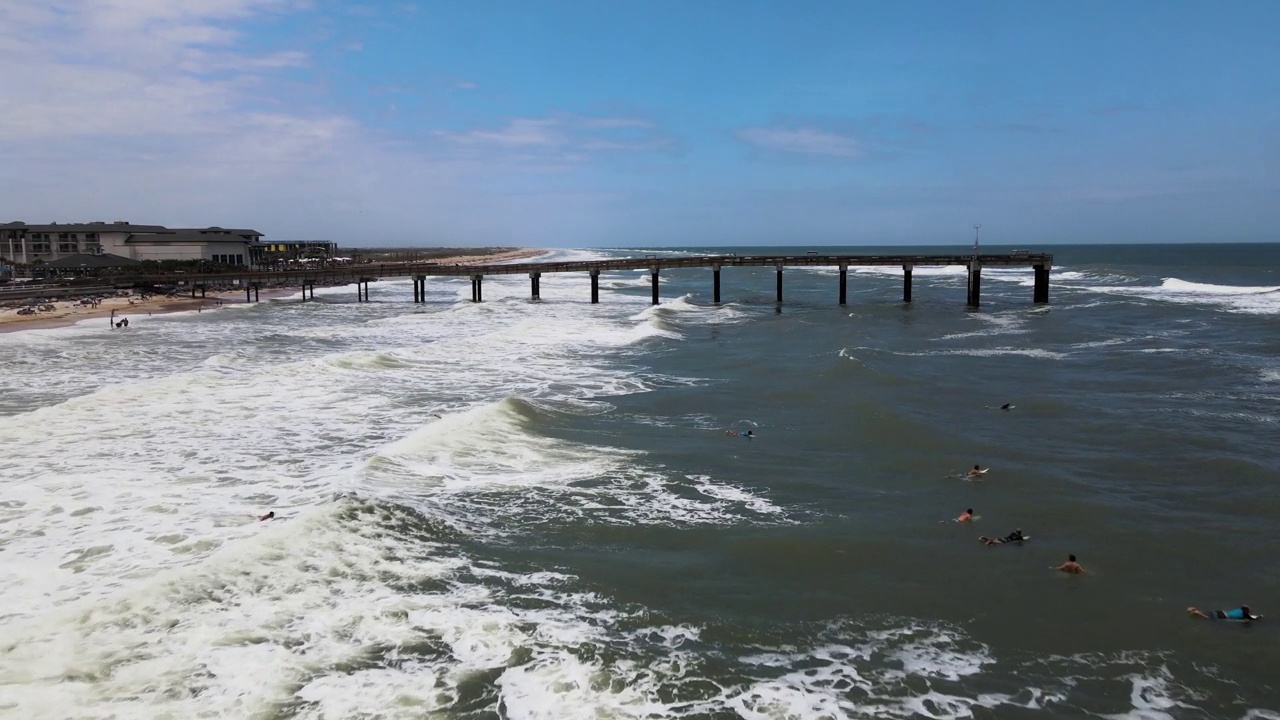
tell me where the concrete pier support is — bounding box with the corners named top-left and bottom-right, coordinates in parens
top-left (839, 264), bottom-right (847, 305)
top-left (650, 268), bottom-right (660, 305)
top-left (903, 264), bottom-right (913, 303)
top-left (253, 284), bottom-right (259, 302)
top-left (471, 275), bottom-right (483, 303)
top-left (590, 269), bottom-right (600, 304)
top-left (530, 272), bottom-right (541, 301)
top-left (966, 261), bottom-right (982, 308)
top-left (775, 263), bottom-right (784, 303)
top-left (1033, 264), bottom-right (1050, 303)
top-left (245, 285), bottom-right (252, 303)
top-left (712, 265), bottom-right (721, 304)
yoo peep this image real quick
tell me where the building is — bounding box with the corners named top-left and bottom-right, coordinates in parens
top-left (0, 221), bottom-right (265, 267)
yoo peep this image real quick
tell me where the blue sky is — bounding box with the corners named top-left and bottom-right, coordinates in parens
top-left (1, 0), bottom-right (1277, 246)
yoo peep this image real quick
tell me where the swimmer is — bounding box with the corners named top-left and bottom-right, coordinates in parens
top-left (1187, 605), bottom-right (1259, 621)
top-left (980, 529), bottom-right (1025, 546)
top-left (725, 429), bottom-right (754, 438)
top-left (1053, 554), bottom-right (1085, 574)
top-left (258, 511), bottom-right (275, 521)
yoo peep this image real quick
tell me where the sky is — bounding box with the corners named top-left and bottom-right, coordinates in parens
top-left (1, 1), bottom-right (1277, 247)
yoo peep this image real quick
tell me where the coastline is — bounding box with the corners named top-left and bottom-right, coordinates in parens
top-left (0, 247), bottom-right (549, 334)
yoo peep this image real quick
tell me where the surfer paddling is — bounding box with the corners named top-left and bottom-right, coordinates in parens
top-left (941, 508), bottom-right (975, 524)
top-left (966, 465), bottom-right (986, 478)
top-left (980, 529), bottom-right (1026, 546)
top-left (258, 511), bottom-right (275, 521)
top-left (1187, 605), bottom-right (1259, 621)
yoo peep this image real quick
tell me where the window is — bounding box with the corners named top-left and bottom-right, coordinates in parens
top-left (85, 232), bottom-right (98, 241)
top-left (235, 254), bottom-right (244, 265)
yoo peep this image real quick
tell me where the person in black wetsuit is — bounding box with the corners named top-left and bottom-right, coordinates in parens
top-left (980, 529), bottom-right (1025, 546)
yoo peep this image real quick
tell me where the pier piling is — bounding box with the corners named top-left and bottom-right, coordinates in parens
top-left (712, 265), bottom-right (721, 304)
top-left (903, 264), bottom-right (913, 303)
top-left (839, 264), bottom-right (847, 305)
top-left (966, 262), bottom-right (982, 308)
top-left (1033, 264), bottom-right (1050, 303)
top-left (471, 275), bottom-right (483, 303)
top-left (775, 264), bottom-right (784, 303)
top-left (590, 269), bottom-right (600, 304)
top-left (650, 269), bottom-right (660, 305)
top-left (530, 272), bottom-right (541, 301)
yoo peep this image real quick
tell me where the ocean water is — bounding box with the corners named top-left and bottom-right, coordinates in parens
top-left (1, 243), bottom-right (1277, 720)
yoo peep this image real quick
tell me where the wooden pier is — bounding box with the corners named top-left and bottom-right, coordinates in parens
top-left (120, 252), bottom-right (1054, 308)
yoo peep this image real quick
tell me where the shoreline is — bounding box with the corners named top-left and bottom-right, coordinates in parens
top-left (0, 248), bottom-right (549, 334)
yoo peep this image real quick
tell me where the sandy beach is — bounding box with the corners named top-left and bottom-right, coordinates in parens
top-left (0, 248), bottom-right (548, 334)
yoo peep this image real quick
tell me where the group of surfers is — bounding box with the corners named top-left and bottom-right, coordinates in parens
top-left (950, 468), bottom-right (1260, 622)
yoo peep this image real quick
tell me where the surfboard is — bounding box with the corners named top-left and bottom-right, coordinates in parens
top-left (980, 535), bottom-right (1029, 544)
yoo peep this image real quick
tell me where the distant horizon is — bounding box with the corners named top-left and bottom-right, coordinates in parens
top-left (3, 1), bottom-right (1277, 245)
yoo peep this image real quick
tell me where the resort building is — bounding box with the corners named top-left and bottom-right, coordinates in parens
top-left (0, 221), bottom-right (265, 266)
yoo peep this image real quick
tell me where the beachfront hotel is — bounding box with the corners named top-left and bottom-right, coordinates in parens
top-left (1, 221), bottom-right (263, 267)
top-left (0, 221), bottom-right (338, 271)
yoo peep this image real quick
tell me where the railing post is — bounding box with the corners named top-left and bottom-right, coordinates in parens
top-left (712, 264), bottom-right (721, 304)
top-left (903, 264), bottom-right (913, 303)
top-left (838, 263), bottom-right (847, 305)
top-left (590, 269), bottom-right (600, 304)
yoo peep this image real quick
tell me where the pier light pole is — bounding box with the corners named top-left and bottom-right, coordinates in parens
top-left (973, 224), bottom-right (981, 258)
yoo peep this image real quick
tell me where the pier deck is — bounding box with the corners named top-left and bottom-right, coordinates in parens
top-left (115, 252), bottom-right (1054, 307)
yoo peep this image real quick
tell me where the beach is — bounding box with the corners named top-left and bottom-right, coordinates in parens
top-left (0, 247), bottom-right (546, 333)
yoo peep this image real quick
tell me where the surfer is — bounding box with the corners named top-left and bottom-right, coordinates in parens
top-left (1053, 554), bottom-right (1085, 574)
top-left (980, 529), bottom-right (1026, 546)
top-left (725, 429), bottom-right (754, 438)
top-left (1187, 605), bottom-right (1258, 621)
top-left (956, 508), bottom-right (974, 522)
top-left (258, 511), bottom-right (275, 521)
top-left (1000, 403), bottom-right (1013, 411)
top-left (966, 465), bottom-right (986, 478)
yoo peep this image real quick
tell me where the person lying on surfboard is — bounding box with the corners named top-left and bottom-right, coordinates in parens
top-left (956, 508), bottom-right (974, 522)
top-left (980, 529), bottom-right (1026, 546)
top-left (966, 465), bottom-right (986, 478)
top-left (1187, 605), bottom-right (1259, 621)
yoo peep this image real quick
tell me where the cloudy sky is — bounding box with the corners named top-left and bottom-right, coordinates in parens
top-left (1, 0), bottom-right (1276, 247)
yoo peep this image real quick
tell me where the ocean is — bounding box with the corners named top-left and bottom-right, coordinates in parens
top-left (1, 243), bottom-right (1277, 719)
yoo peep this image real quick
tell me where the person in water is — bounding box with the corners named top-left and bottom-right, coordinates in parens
top-left (966, 465), bottom-right (985, 477)
top-left (1054, 554), bottom-right (1085, 574)
top-left (1187, 605), bottom-right (1257, 620)
top-left (258, 511), bottom-right (275, 521)
top-left (725, 429), bottom-right (754, 438)
top-left (980, 529), bottom-right (1025, 546)
top-left (1000, 403), bottom-right (1013, 411)
top-left (956, 508), bottom-right (974, 522)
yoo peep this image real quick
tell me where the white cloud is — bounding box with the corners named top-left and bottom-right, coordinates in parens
top-left (432, 116), bottom-right (671, 158)
top-left (737, 126), bottom-right (861, 159)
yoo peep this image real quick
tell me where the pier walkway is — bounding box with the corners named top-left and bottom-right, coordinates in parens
top-left (120, 252), bottom-right (1053, 307)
